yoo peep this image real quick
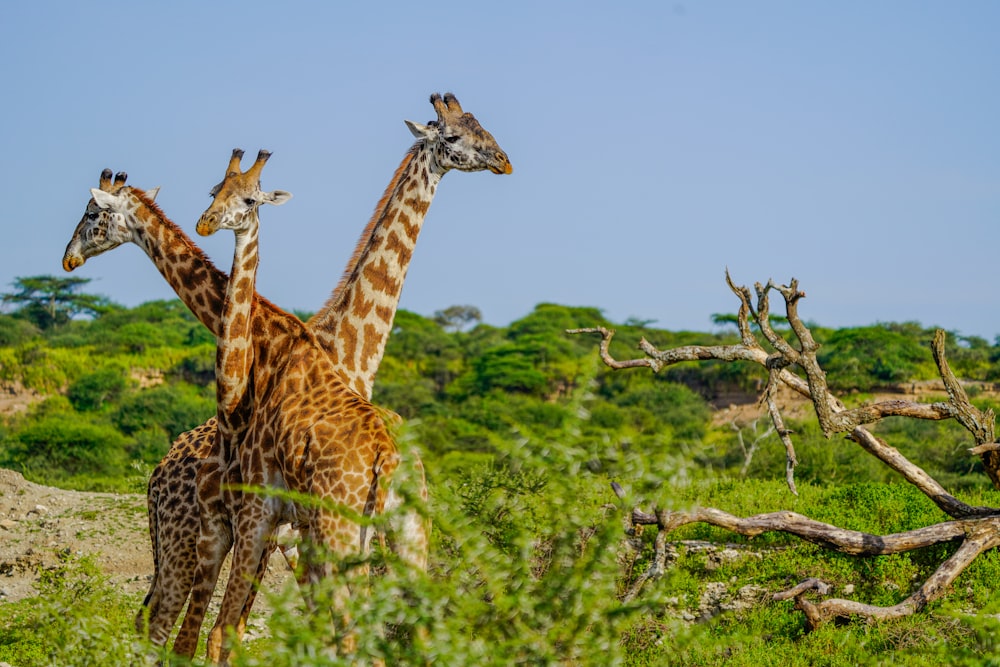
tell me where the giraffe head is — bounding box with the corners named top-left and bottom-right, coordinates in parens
top-left (195, 149), bottom-right (292, 238)
top-left (404, 93), bottom-right (512, 176)
top-left (62, 170), bottom-right (161, 271)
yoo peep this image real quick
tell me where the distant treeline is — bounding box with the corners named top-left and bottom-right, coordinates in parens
top-left (0, 294), bottom-right (997, 492)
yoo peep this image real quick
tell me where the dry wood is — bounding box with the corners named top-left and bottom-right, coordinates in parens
top-left (571, 275), bottom-right (1000, 628)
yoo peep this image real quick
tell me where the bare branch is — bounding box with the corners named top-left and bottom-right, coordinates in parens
top-left (764, 370), bottom-right (798, 495)
top-left (733, 418), bottom-right (776, 479)
top-left (930, 329), bottom-right (1000, 486)
top-left (565, 327), bottom-right (663, 372)
top-left (582, 277), bottom-right (997, 517)
top-left (790, 518), bottom-right (1000, 630)
top-left (724, 269), bottom-right (758, 347)
top-left (585, 275), bottom-right (1000, 628)
top-left (633, 505), bottom-right (971, 556)
top-left (773, 578), bottom-right (831, 601)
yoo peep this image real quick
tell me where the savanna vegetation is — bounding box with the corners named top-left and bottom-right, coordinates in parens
top-left (1, 275), bottom-right (1000, 666)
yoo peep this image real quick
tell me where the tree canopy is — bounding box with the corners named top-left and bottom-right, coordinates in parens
top-left (1, 275), bottom-right (113, 329)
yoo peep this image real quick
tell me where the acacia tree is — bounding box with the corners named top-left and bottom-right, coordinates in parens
top-left (570, 273), bottom-right (1000, 629)
top-left (434, 304), bottom-right (483, 333)
top-left (1, 275), bottom-right (112, 329)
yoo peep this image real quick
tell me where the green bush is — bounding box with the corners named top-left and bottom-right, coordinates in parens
top-left (67, 367), bottom-right (129, 412)
top-left (818, 325), bottom-right (937, 391)
top-left (1, 410), bottom-right (130, 481)
top-left (0, 553), bottom-right (144, 667)
top-left (0, 314), bottom-right (40, 346)
top-left (112, 382), bottom-right (213, 442)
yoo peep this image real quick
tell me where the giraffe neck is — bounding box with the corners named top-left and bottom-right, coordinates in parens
top-left (308, 141), bottom-right (443, 397)
top-left (124, 190), bottom-right (229, 338)
top-left (216, 220), bottom-right (259, 416)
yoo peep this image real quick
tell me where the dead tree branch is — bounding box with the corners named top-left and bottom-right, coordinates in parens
top-left (572, 275), bottom-right (1000, 628)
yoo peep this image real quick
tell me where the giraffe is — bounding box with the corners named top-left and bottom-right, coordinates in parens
top-left (62, 169), bottom-right (296, 654)
top-left (166, 148), bottom-right (300, 658)
top-left (191, 157), bottom-right (407, 665)
top-left (61, 92), bottom-right (512, 658)
top-left (175, 148), bottom-right (291, 657)
top-left (307, 92), bottom-right (513, 398)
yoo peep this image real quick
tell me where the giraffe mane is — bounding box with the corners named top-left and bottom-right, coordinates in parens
top-left (130, 186), bottom-right (223, 273)
top-left (308, 142), bottom-right (420, 329)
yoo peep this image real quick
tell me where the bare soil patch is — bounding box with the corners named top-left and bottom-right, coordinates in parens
top-left (0, 468), bottom-right (292, 641)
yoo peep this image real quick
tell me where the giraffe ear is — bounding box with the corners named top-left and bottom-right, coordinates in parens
top-left (90, 188), bottom-right (118, 209)
top-left (262, 190), bottom-right (292, 207)
top-left (145, 186), bottom-right (160, 201)
top-left (405, 120), bottom-right (437, 140)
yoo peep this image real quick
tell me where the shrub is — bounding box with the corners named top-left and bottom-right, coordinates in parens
top-left (1, 412), bottom-right (130, 480)
top-left (0, 553), bottom-right (143, 667)
top-left (67, 367), bottom-right (128, 412)
top-left (112, 382), bottom-right (213, 441)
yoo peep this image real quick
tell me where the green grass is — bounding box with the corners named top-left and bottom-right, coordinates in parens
top-left (2, 473), bottom-right (999, 666)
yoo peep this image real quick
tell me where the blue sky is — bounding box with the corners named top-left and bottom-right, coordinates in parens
top-left (3, 2), bottom-right (998, 339)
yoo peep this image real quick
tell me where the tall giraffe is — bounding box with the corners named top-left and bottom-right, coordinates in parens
top-left (177, 148), bottom-right (291, 657)
top-left (62, 92), bottom-right (512, 657)
top-left (192, 155), bottom-right (407, 665)
top-left (62, 169), bottom-right (295, 653)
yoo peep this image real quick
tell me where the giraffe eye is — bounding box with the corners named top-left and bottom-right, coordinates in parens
top-left (445, 135), bottom-right (460, 144)
top-left (244, 198), bottom-right (256, 207)
top-left (87, 212), bottom-right (99, 221)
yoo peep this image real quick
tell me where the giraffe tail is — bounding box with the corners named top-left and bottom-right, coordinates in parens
top-left (136, 474), bottom-right (161, 635)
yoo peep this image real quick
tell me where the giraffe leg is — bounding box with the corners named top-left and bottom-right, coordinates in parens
top-left (172, 512), bottom-right (232, 658)
top-left (136, 477), bottom-right (163, 639)
top-left (236, 524), bottom-right (302, 632)
top-left (307, 514), bottom-right (362, 658)
top-left (145, 540), bottom-right (198, 648)
top-left (140, 465), bottom-right (204, 649)
top-left (233, 543), bottom-right (277, 640)
top-left (304, 456), bottom-right (387, 661)
top-left (208, 504), bottom-right (276, 665)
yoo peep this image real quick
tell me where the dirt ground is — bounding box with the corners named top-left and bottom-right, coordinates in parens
top-left (0, 467), bottom-right (152, 604)
top-left (0, 468), bottom-right (293, 642)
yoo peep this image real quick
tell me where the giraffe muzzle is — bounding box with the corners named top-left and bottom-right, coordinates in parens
top-left (490, 161), bottom-right (513, 175)
top-left (195, 217), bottom-right (218, 237)
top-left (62, 253), bottom-right (84, 272)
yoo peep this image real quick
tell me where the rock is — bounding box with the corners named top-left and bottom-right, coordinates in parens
top-left (842, 583), bottom-right (855, 595)
top-left (0, 519), bottom-right (16, 531)
top-left (704, 547), bottom-right (746, 571)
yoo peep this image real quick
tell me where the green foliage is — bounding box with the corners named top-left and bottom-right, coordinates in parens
top-left (0, 553), bottom-right (144, 667)
top-left (0, 342), bottom-right (94, 393)
top-left (433, 304), bottom-right (482, 332)
top-left (616, 479), bottom-right (1000, 666)
top-left (112, 382), bottom-right (214, 445)
top-left (67, 366), bottom-right (129, 411)
top-left (233, 438), bottom-right (663, 667)
top-left (0, 313), bottom-right (40, 346)
top-left (0, 406), bottom-right (130, 480)
top-left (3, 299), bottom-right (1000, 663)
top-left (171, 343), bottom-right (217, 386)
top-left (818, 324), bottom-right (937, 391)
